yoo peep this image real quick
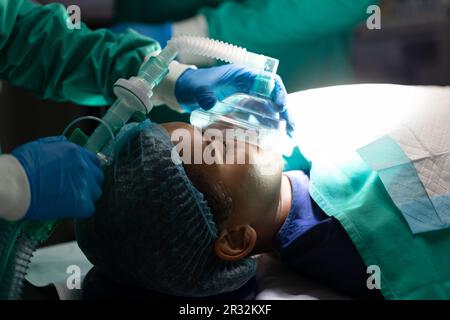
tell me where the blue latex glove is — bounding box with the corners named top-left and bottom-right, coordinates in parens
top-left (11, 136), bottom-right (104, 221)
top-left (110, 22), bottom-right (172, 47)
top-left (175, 65), bottom-right (293, 134)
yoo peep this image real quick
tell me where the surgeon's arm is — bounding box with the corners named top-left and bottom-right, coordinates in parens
top-left (199, 0), bottom-right (378, 49)
top-left (0, 0), bottom-right (159, 106)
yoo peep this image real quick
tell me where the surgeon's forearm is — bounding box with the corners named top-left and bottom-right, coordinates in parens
top-left (0, 0), bottom-right (158, 106)
top-left (0, 155), bottom-right (30, 221)
top-left (201, 0), bottom-right (378, 49)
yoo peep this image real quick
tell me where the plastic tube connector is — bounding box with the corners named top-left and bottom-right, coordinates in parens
top-left (113, 78), bottom-right (153, 114)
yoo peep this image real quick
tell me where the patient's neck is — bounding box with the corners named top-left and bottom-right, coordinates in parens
top-left (276, 174), bottom-right (293, 234)
top-left (252, 174), bottom-right (292, 254)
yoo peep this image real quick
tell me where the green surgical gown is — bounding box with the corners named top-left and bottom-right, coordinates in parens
top-left (0, 0), bottom-right (159, 106)
top-left (115, 0), bottom-right (377, 92)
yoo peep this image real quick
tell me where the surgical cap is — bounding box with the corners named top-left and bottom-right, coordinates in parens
top-left (75, 120), bottom-right (256, 297)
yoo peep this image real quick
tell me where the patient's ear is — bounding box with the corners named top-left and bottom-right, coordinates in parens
top-left (214, 225), bottom-right (257, 261)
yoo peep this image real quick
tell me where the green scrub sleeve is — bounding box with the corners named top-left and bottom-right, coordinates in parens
top-left (0, 0), bottom-right (159, 106)
top-left (201, 0), bottom-right (378, 49)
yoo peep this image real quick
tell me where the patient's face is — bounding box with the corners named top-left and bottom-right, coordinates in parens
top-left (161, 122), bottom-right (283, 229)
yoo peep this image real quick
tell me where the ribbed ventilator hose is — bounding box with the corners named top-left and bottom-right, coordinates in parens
top-left (166, 36), bottom-right (270, 71)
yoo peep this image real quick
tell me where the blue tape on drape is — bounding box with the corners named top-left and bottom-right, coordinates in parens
top-left (357, 136), bottom-right (448, 234)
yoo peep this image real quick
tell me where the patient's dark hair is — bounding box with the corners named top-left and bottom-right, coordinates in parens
top-left (184, 167), bottom-right (232, 229)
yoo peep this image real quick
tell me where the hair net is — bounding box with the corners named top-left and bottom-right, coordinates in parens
top-left (75, 120), bottom-right (256, 297)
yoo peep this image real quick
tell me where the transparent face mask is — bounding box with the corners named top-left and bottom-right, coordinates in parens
top-left (190, 93), bottom-right (294, 157)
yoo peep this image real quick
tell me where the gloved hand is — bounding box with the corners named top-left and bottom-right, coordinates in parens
top-left (110, 22), bottom-right (172, 47)
top-left (175, 64), bottom-right (293, 134)
top-left (11, 136), bottom-right (104, 221)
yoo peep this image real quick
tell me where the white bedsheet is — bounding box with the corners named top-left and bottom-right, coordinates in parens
top-left (27, 242), bottom-right (348, 300)
top-left (255, 254), bottom-right (350, 300)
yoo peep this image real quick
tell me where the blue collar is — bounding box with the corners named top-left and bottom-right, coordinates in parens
top-left (276, 170), bottom-right (318, 250)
